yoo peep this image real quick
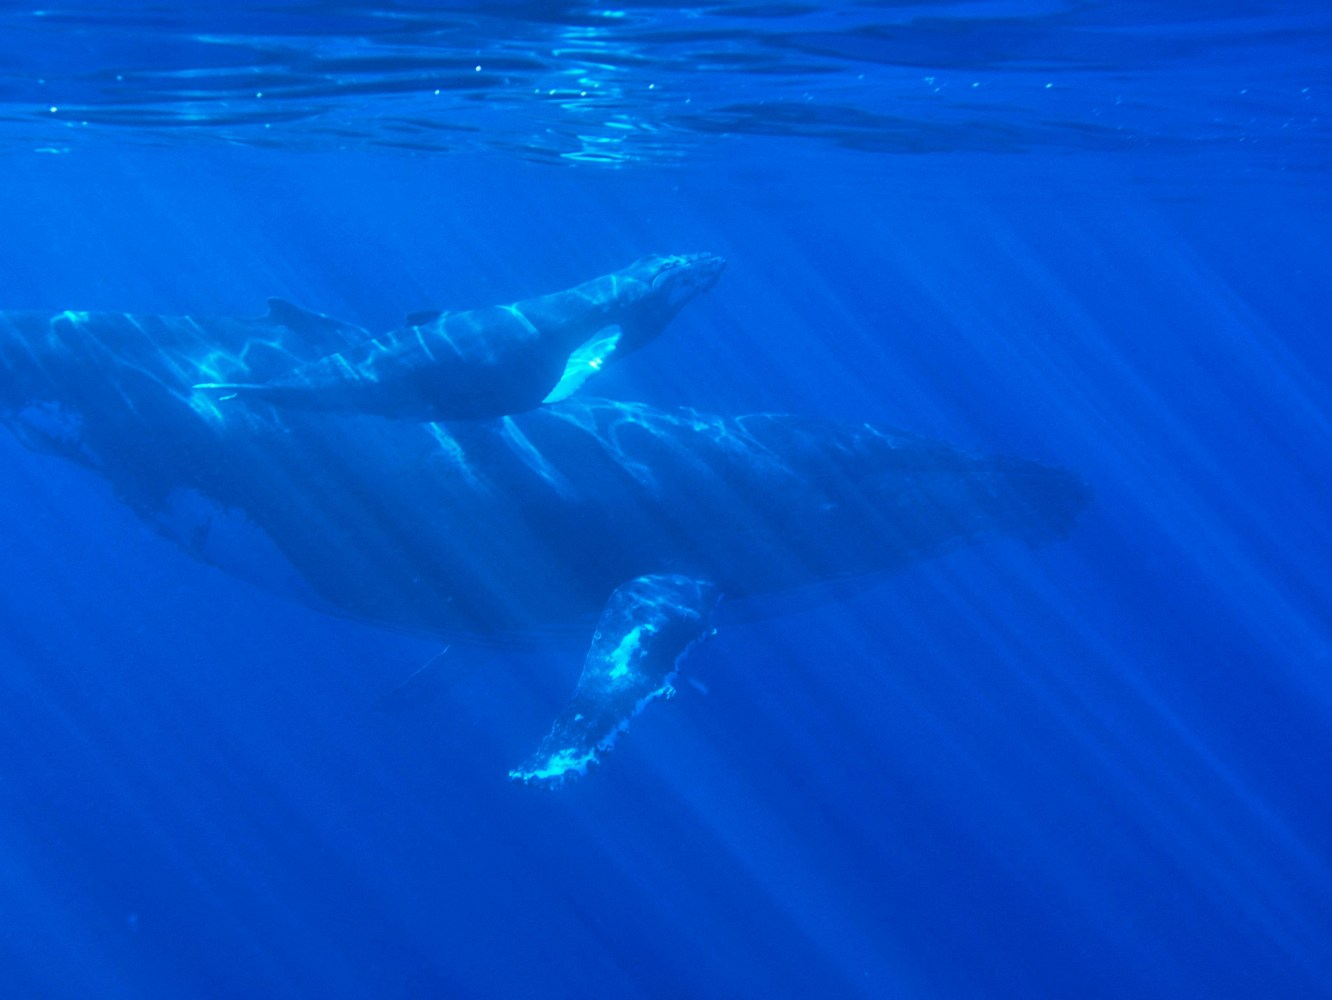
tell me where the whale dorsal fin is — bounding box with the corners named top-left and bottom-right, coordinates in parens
top-left (264, 298), bottom-right (353, 337)
top-left (404, 309), bottom-right (442, 327)
top-left (541, 326), bottom-right (623, 405)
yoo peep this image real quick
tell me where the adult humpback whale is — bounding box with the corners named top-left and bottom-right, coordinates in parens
top-left (0, 271), bottom-right (1089, 785)
top-left (195, 252), bottom-right (726, 421)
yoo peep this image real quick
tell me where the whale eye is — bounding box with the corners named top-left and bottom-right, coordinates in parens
top-left (649, 257), bottom-right (685, 291)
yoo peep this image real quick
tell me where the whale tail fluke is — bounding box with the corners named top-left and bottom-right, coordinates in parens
top-left (1002, 461), bottom-right (1093, 548)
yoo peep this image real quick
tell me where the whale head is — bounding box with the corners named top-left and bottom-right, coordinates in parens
top-left (646, 252), bottom-right (727, 308)
top-left (613, 252), bottom-right (725, 348)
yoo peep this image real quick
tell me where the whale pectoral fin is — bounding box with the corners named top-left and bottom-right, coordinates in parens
top-left (540, 325), bottom-right (624, 405)
top-left (510, 573), bottom-right (721, 786)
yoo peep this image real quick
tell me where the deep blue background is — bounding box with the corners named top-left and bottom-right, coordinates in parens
top-left (1, 139), bottom-right (1330, 998)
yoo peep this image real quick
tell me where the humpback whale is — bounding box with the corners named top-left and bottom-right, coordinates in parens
top-left (0, 270), bottom-right (1089, 785)
top-left (195, 253), bottom-right (726, 421)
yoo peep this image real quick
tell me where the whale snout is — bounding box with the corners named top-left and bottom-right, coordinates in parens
top-left (680, 251), bottom-right (727, 285)
top-left (658, 251), bottom-right (726, 285)
top-left (649, 252), bottom-right (727, 307)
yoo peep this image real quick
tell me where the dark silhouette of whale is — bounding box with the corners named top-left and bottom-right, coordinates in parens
top-left (195, 253), bottom-right (726, 421)
top-left (0, 269), bottom-right (1089, 785)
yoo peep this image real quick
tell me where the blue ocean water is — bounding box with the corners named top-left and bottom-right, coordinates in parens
top-left (1, 3), bottom-right (1330, 997)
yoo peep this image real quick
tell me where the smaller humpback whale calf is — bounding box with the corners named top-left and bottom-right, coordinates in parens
top-left (195, 252), bottom-right (726, 421)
